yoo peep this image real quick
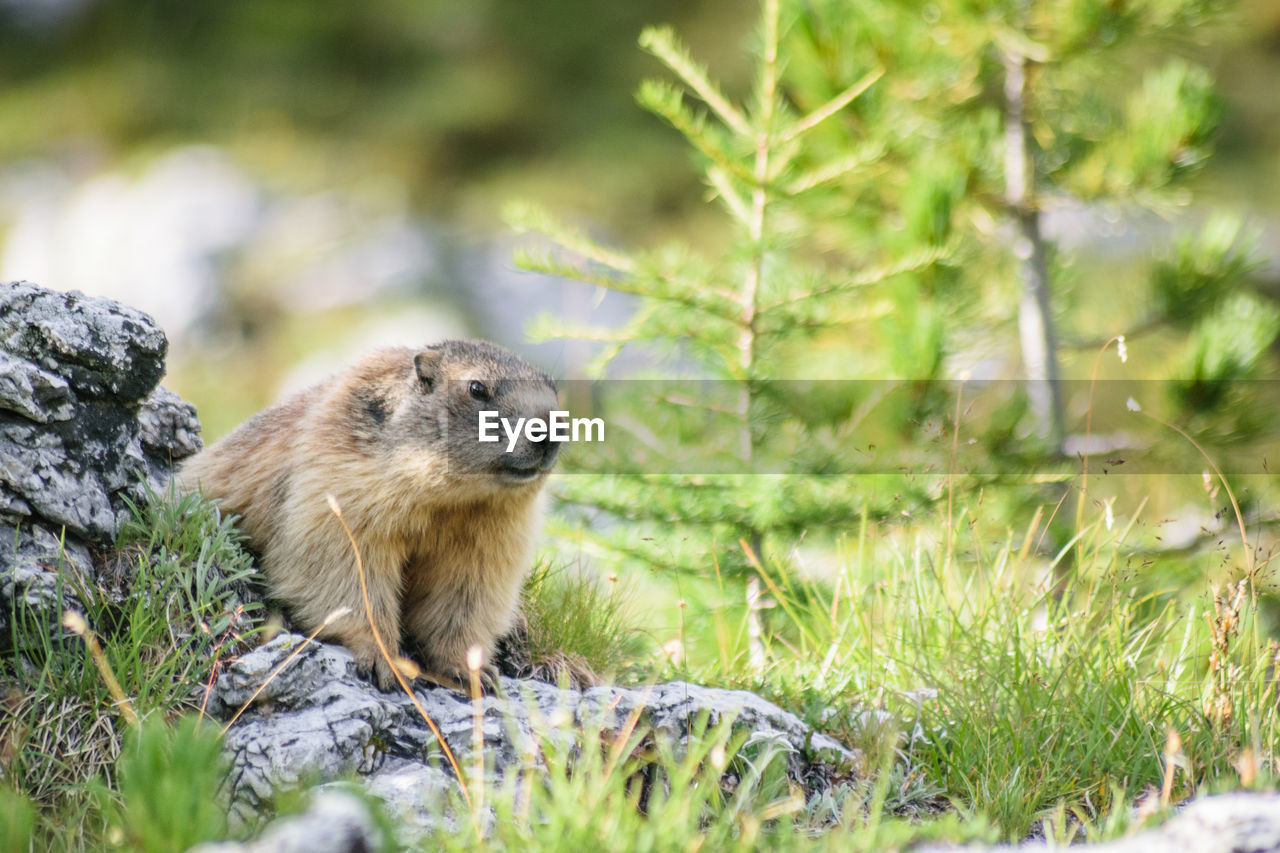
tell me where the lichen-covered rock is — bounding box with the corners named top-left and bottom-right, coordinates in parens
top-left (0, 413), bottom-right (142, 541)
top-left (0, 281), bottom-right (167, 403)
top-left (0, 522), bottom-right (93, 652)
top-left (0, 350), bottom-right (74, 424)
top-left (137, 386), bottom-right (204, 485)
top-left (205, 633), bottom-right (860, 837)
top-left (0, 281), bottom-right (200, 543)
top-left (1, 280), bottom-right (202, 645)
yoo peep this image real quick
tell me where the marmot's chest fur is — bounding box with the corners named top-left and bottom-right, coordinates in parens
top-left (179, 340), bottom-right (560, 690)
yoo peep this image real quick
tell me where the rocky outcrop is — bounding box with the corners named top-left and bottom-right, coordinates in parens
top-left (203, 633), bottom-right (859, 838)
top-left (0, 280), bottom-right (201, 642)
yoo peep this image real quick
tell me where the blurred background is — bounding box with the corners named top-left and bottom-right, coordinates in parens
top-left (0, 0), bottom-right (1274, 436)
top-left (0, 0), bottom-right (766, 437)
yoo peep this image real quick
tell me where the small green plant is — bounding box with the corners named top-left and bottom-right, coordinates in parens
top-left (0, 786), bottom-right (35, 852)
top-left (95, 715), bottom-right (228, 852)
top-left (501, 560), bottom-right (643, 686)
top-left (113, 481), bottom-right (261, 636)
top-left (508, 0), bottom-right (945, 580)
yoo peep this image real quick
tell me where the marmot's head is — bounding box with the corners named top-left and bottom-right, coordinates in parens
top-left (387, 340), bottom-right (560, 490)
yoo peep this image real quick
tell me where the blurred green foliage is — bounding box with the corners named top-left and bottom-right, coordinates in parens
top-left (511, 0), bottom-right (1280, 582)
top-left (97, 715), bottom-right (228, 852)
top-left (0, 0), bottom-right (749, 230)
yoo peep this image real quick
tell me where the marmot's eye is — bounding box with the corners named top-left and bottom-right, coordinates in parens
top-left (468, 380), bottom-right (490, 401)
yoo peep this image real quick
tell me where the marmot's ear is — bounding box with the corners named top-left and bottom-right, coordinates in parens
top-left (414, 349), bottom-right (443, 390)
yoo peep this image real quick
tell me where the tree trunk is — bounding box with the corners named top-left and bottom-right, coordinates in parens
top-left (1003, 43), bottom-right (1066, 454)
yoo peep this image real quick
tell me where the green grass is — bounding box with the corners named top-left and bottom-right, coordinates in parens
top-left (0, 483), bottom-right (259, 851)
top-left (656, 488), bottom-right (1278, 842)
top-left (99, 715), bottom-right (229, 851)
top-left (3, 476), bottom-right (1277, 850)
top-left (501, 560), bottom-right (645, 686)
top-left (421, 713), bottom-right (994, 853)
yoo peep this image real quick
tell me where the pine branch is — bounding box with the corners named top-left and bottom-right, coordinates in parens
top-left (658, 393), bottom-right (742, 415)
top-left (513, 242), bottom-right (743, 323)
top-left (543, 519), bottom-right (757, 578)
top-left (762, 244), bottom-right (949, 311)
top-left (551, 473), bottom-right (913, 530)
top-left (779, 67), bottom-right (884, 144)
top-left (706, 165), bottom-right (751, 225)
top-left (506, 202), bottom-right (635, 274)
top-left (637, 80), bottom-right (756, 184)
top-left (524, 314), bottom-right (637, 346)
top-left (639, 26), bottom-right (752, 137)
top-left (786, 143), bottom-right (885, 195)
top-left (586, 339), bottom-right (628, 378)
top-left (756, 297), bottom-right (895, 334)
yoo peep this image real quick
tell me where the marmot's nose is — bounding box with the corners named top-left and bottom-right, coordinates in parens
top-left (532, 429), bottom-right (561, 465)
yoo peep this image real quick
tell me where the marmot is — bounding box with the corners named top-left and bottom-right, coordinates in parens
top-left (178, 340), bottom-right (560, 690)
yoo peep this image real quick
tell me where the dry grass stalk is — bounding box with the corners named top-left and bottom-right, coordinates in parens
top-left (325, 494), bottom-right (478, 824)
top-left (1160, 727), bottom-right (1181, 807)
top-left (739, 539), bottom-right (768, 671)
top-left (467, 644), bottom-right (486, 816)
top-left (1204, 580), bottom-right (1246, 729)
top-left (62, 610), bottom-right (138, 727)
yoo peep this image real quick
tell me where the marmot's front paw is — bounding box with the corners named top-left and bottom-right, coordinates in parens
top-left (354, 651), bottom-right (402, 692)
top-left (474, 663), bottom-right (501, 694)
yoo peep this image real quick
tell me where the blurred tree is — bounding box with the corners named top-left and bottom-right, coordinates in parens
top-left (509, 0), bottom-right (945, 580)
top-left (786, 0), bottom-right (1272, 452)
top-left (509, 0), bottom-right (1280, 585)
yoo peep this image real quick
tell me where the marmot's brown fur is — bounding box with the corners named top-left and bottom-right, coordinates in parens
top-left (179, 341), bottom-right (560, 690)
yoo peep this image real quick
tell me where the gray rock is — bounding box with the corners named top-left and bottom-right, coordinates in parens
top-left (919, 793), bottom-right (1280, 852)
top-left (0, 281), bottom-right (166, 403)
top-left (1, 280), bottom-right (204, 653)
top-left (360, 762), bottom-right (461, 836)
top-left (1135, 794), bottom-right (1280, 853)
top-left (0, 521), bottom-right (91, 651)
top-left (205, 633), bottom-right (860, 840)
top-left (0, 281), bottom-right (200, 548)
top-left (136, 386), bottom-right (204, 489)
top-left (188, 790), bottom-right (384, 853)
top-left (0, 415), bottom-right (133, 541)
top-left (0, 351), bottom-right (74, 423)
top-left (0, 486), bottom-right (31, 519)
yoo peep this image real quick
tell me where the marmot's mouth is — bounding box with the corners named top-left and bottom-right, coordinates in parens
top-left (501, 464), bottom-right (542, 482)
